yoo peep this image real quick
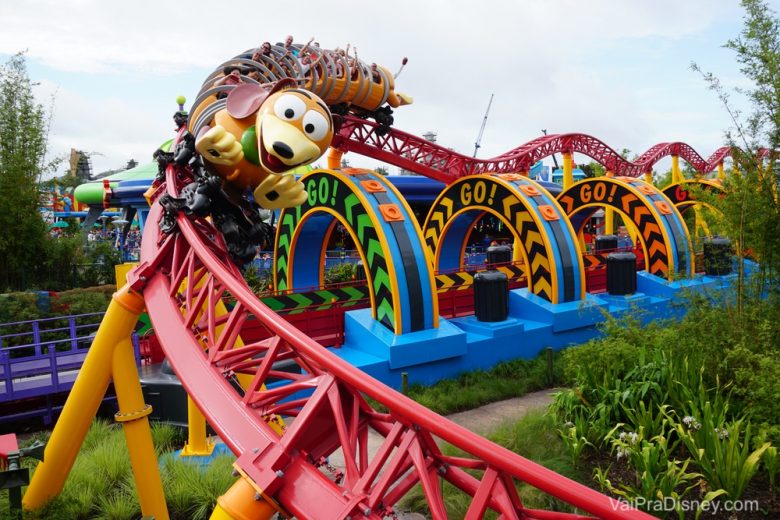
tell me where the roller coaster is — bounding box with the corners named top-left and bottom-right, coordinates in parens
top-left (19, 39), bottom-right (750, 519)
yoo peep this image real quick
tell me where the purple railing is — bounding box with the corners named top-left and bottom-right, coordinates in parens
top-left (0, 312), bottom-right (140, 424)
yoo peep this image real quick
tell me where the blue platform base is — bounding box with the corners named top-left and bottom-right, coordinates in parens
top-left (332, 270), bottom-right (740, 391)
top-left (166, 439), bottom-right (234, 467)
top-left (343, 309), bottom-right (467, 369)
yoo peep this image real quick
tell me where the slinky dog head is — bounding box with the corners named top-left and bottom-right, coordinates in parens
top-left (225, 80), bottom-right (333, 175)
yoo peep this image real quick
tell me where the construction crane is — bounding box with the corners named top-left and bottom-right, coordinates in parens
top-left (472, 93), bottom-right (494, 158)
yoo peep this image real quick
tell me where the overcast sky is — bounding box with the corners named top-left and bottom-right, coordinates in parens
top-left (1, 0), bottom-right (773, 178)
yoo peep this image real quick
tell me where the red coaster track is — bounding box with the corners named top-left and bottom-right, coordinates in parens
top-left (133, 162), bottom-right (654, 519)
top-left (331, 115), bottom-right (747, 182)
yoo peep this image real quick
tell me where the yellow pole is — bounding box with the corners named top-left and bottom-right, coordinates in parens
top-left (24, 286), bottom-right (144, 510)
top-left (562, 152), bottom-right (574, 190)
top-left (210, 476), bottom-right (277, 520)
top-left (181, 397), bottom-right (214, 456)
top-left (112, 335), bottom-right (169, 519)
top-left (327, 147), bottom-right (343, 170)
top-left (671, 155), bottom-right (682, 183)
top-left (718, 162), bottom-right (725, 180)
top-left (602, 171), bottom-right (614, 235)
top-left (644, 171), bottom-right (653, 184)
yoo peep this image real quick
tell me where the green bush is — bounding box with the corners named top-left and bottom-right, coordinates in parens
top-left (23, 420), bottom-right (227, 520)
top-left (324, 262), bottom-right (361, 285)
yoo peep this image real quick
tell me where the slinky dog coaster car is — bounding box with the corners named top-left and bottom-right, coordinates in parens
top-left (194, 78), bottom-right (334, 209)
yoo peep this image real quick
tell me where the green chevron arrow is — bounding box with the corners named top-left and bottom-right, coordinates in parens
top-left (316, 290), bottom-right (336, 302)
top-left (289, 293), bottom-right (314, 308)
top-left (344, 193), bottom-right (360, 226)
top-left (342, 286), bottom-right (365, 300)
top-left (356, 213), bottom-right (372, 243)
top-left (376, 297), bottom-right (394, 326)
top-left (277, 232), bottom-right (290, 252)
top-left (261, 297), bottom-right (286, 311)
top-left (372, 265), bottom-right (391, 293)
top-left (366, 238), bottom-right (383, 266)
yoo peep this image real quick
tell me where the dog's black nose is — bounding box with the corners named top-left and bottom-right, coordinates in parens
top-left (272, 142), bottom-right (294, 159)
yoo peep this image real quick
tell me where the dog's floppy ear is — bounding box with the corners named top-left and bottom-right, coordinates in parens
top-left (226, 83), bottom-right (269, 119)
top-left (226, 78), bottom-right (300, 120)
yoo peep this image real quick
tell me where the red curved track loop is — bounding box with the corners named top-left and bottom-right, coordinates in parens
top-left (331, 115), bottom-right (767, 182)
top-left (134, 163), bottom-right (654, 519)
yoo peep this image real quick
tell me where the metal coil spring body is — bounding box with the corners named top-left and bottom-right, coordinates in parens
top-left (189, 42), bottom-right (403, 137)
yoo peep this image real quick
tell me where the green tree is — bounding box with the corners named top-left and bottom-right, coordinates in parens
top-left (578, 161), bottom-right (604, 178)
top-left (692, 0), bottom-right (780, 311)
top-left (0, 53), bottom-right (58, 290)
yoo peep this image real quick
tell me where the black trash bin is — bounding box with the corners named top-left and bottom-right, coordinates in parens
top-left (595, 235), bottom-right (618, 252)
top-left (606, 252), bottom-right (637, 295)
top-left (355, 260), bottom-right (367, 282)
top-left (486, 245), bottom-right (512, 266)
top-left (474, 270), bottom-right (509, 322)
top-left (703, 238), bottom-right (732, 276)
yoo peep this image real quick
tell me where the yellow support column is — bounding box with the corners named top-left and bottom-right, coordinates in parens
top-left (671, 155), bottom-right (683, 183)
top-left (327, 147), bottom-right (343, 170)
top-left (604, 171), bottom-right (614, 235)
top-left (562, 152), bottom-right (574, 190)
top-left (112, 335), bottom-right (169, 520)
top-left (644, 171), bottom-right (653, 184)
top-left (718, 162), bottom-right (725, 180)
top-left (24, 286), bottom-right (144, 510)
top-left (181, 397), bottom-right (214, 456)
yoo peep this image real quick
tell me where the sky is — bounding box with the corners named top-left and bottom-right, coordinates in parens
top-left (1, 0), bottom-right (775, 178)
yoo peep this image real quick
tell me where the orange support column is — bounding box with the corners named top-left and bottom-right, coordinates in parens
top-left (210, 476), bottom-right (277, 520)
top-left (562, 152), bottom-right (574, 190)
top-left (327, 148), bottom-right (344, 170)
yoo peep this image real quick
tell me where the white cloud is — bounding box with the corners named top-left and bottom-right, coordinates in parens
top-left (2, 0), bottom-right (752, 178)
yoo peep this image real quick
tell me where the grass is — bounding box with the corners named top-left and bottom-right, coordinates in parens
top-left (404, 349), bottom-right (564, 415)
top-left (5, 419), bottom-right (235, 520)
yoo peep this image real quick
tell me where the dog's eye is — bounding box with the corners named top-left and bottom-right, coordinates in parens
top-left (302, 110), bottom-right (330, 141)
top-left (273, 94), bottom-right (306, 121)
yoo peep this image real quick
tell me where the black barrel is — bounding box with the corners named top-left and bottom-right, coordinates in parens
top-left (486, 245), bottom-right (512, 266)
top-left (595, 234), bottom-right (618, 252)
top-left (703, 238), bottom-right (732, 275)
top-left (606, 252), bottom-right (637, 295)
top-left (474, 270), bottom-right (509, 322)
top-left (355, 260), bottom-right (367, 281)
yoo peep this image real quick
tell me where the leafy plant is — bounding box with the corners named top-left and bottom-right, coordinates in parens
top-left (675, 407), bottom-right (770, 502)
top-left (763, 446), bottom-right (780, 496)
top-left (600, 427), bottom-right (703, 518)
top-left (557, 414), bottom-right (593, 467)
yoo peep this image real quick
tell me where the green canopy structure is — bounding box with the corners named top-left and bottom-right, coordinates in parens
top-left (73, 138), bottom-right (172, 206)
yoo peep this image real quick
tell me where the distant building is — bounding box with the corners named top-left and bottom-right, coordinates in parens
top-left (398, 131), bottom-right (445, 175)
top-left (68, 149), bottom-right (92, 181)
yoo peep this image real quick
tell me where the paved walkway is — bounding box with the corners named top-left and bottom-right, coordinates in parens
top-left (444, 388), bottom-right (559, 436)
